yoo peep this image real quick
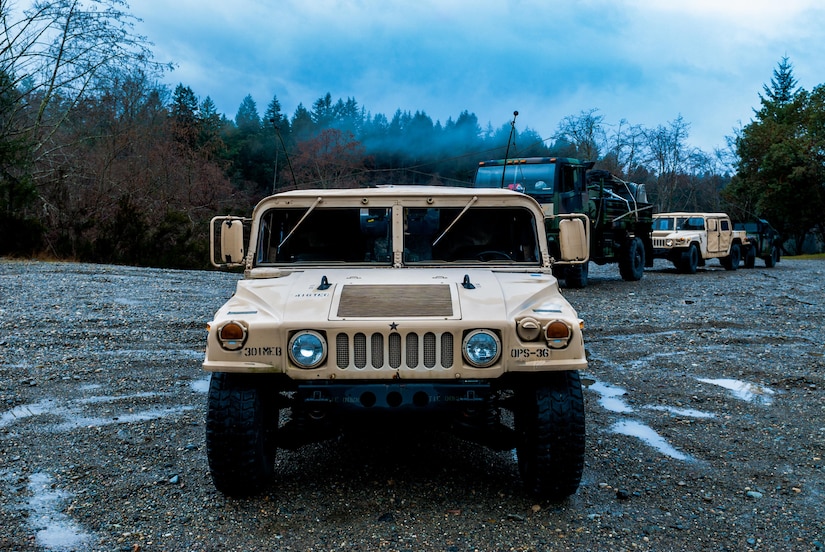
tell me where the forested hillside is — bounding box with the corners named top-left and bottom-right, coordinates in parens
top-left (2, 2), bottom-right (823, 267)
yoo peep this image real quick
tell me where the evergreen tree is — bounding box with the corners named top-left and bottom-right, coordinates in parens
top-left (727, 57), bottom-right (824, 252)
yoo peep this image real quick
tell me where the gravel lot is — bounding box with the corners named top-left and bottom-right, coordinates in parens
top-left (0, 258), bottom-right (823, 551)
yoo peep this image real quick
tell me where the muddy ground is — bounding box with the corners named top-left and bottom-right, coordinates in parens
top-left (0, 258), bottom-right (823, 551)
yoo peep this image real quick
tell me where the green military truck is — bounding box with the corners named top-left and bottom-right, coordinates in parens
top-left (734, 219), bottom-right (781, 268)
top-left (473, 157), bottom-right (654, 288)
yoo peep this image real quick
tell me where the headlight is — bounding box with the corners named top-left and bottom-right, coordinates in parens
top-left (545, 320), bottom-right (572, 348)
top-left (665, 238), bottom-right (674, 247)
top-left (462, 330), bottom-right (500, 368)
top-left (288, 330), bottom-right (327, 369)
top-left (217, 321), bottom-right (247, 351)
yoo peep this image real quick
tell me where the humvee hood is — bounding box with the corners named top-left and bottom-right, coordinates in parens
top-left (217, 268), bottom-right (571, 323)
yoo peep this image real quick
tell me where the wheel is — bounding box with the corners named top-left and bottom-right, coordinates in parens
top-left (764, 245), bottom-right (779, 268)
top-left (618, 237), bottom-right (645, 281)
top-left (515, 371), bottom-right (586, 501)
top-left (743, 245), bottom-right (756, 268)
top-left (476, 250), bottom-right (512, 261)
top-left (722, 243), bottom-right (741, 271)
top-left (678, 244), bottom-right (699, 274)
top-left (565, 261), bottom-right (589, 288)
top-left (206, 372), bottom-right (277, 497)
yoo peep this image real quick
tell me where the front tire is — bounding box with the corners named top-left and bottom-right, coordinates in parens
top-left (206, 372), bottom-right (276, 497)
top-left (764, 245), bottom-right (779, 267)
top-left (743, 245), bottom-right (756, 268)
top-left (515, 371), bottom-right (586, 501)
top-left (678, 244), bottom-right (699, 274)
top-left (619, 237), bottom-right (645, 281)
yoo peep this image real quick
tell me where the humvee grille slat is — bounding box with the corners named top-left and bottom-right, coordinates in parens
top-left (337, 285), bottom-right (453, 317)
top-left (335, 331), bottom-right (455, 370)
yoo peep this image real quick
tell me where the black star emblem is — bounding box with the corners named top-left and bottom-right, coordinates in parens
top-left (389, 322), bottom-right (399, 331)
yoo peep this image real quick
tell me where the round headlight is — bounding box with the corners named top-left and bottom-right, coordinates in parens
top-left (666, 238), bottom-right (674, 247)
top-left (288, 331), bottom-right (326, 369)
top-left (217, 321), bottom-right (247, 351)
top-left (462, 330), bottom-right (500, 368)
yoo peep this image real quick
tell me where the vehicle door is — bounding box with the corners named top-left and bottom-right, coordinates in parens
top-left (718, 218), bottom-right (732, 253)
top-left (707, 217), bottom-right (721, 253)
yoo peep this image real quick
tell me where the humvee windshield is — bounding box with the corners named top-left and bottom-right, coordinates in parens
top-left (255, 206), bottom-right (539, 265)
top-left (474, 164), bottom-right (555, 198)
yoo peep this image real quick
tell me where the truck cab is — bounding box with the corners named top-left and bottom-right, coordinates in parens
top-left (474, 157), bottom-right (653, 287)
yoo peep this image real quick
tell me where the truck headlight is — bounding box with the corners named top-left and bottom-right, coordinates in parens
top-left (462, 330), bottom-right (500, 368)
top-left (288, 330), bottom-right (327, 369)
top-left (217, 321), bottom-right (247, 351)
top-left (666, 238), bottom-right (674, 247)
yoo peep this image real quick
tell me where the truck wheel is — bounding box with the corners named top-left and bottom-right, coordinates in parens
top-left (765, 245), bottom-right (779, 268)
top-left (565, 262), bottom-right (589, 288)
top-left (206, 372), bottom-right (276, 497)
top-left (515, 371), bottom-right (586, 501)
top-left (722, 243), bottom-right (741, 271)
top-left (678, 245), bottom-right (699, 274)
top-left (619, 237), bottom-right (645, 281)
top-left (744, 246), bottom-right (756, 268)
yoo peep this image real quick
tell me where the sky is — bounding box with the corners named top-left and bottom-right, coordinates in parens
top-left (86, 1), bottom-right (825, 153)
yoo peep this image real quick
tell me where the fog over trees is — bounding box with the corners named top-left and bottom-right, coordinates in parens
top-left (2, 2), bottom-right (823, 267)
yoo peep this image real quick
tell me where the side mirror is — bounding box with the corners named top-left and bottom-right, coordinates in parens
top-left (211, 216), bottom-right (248, 268)
top-left (558, 216), bottom-right (589, 262)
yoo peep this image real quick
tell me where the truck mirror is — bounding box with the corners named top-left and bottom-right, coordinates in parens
top-left (211, 216), bottom-right (247, 268)
top-left (558, 217), bottom-right (588, 261)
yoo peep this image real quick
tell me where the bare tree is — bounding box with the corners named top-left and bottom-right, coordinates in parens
top-left (553, 108), bottom-right (606, 161)
top-left (644, 115), bottom-right (693, 211)
top-left (1, 0), bottom-right (170, 174)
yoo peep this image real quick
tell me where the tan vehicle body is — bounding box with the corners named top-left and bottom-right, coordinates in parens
top-left (651, 212), bottom-right (749, 273)
top-left (204, 186), bottom-right (589, 500)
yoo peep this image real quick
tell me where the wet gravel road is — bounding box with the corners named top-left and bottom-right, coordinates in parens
top-left (0, 258), bottom-right (823, 551)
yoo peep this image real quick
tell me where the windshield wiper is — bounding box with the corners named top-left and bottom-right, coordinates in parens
top-left (432, 196), bottom-right (478, 247)
top-left (277, 197), bottom-right (323, 252)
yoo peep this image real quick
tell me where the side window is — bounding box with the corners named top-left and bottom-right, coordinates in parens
top-left (720, 220), bottom-right (730, 231)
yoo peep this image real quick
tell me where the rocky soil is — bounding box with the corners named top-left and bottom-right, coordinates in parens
top-left (0, 258), bottom-right (823, 551)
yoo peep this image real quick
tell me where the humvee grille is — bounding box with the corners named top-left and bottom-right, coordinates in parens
top-left (337, 285), bottom-right (453, 317)
top-left (335, 331), bottom-right (455, 370)
top-left (652, 238), bottom-right (668, 248)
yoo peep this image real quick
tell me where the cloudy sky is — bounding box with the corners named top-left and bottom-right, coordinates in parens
top-left (128, 0), bottom-right (825, 153)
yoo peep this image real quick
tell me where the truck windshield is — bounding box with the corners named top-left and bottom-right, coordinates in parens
top-left (474, 164), bottom-right (555, 197)
top-left (652, 217), bottom-right (674, 231)
top-left (256, 207), bottom-right (392, 264)
top-left (403, 206), bottom-right (539, 264)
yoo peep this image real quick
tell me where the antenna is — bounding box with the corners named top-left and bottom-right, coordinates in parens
top-left (271, 118), bottom-right (298, 190)
top-left (500, 110), bottom-right (518, 188)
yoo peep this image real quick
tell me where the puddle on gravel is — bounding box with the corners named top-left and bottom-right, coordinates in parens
top-left (190, 375), bottom-right (211, 393)
top-left (643, 405), bottom-right (716, 418)
top-left (0, 393), bottom-right (195, 432)
top-left (585, 381), bottom-right (633, 413)
top-left (583, 377), bottom-right (702, 462)
top-left (27, 472), bottom-right (94, 551)
top-left (611, 420), bottom-right (694, 461)
top-left (697, 377), bottom-right (776, 405)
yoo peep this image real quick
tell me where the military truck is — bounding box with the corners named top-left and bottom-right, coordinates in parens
top-left (734, 219), bottom-right (781, 268)
top-left (205, 186), bottom-right (589, 500)
top-left (473, 157), bottom-right (653, 288)
top-left (651, 212), bottom-right (750, 273)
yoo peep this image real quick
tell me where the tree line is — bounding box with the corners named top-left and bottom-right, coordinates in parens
top-left (1, 1), bottom-right (823, 269)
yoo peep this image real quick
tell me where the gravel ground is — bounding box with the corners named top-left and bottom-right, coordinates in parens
top-left (0, 257), bottom-right (823, 552)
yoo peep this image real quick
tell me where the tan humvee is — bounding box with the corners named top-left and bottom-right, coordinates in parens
top-left (651, 212), bottom-right (750, 274)
top-left (204, 186), bottom-right (588, 500)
